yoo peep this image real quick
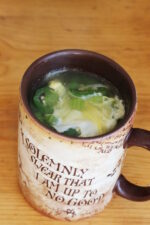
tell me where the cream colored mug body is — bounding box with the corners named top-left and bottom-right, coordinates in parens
top-left (18, 50), bottom-right (150, 221)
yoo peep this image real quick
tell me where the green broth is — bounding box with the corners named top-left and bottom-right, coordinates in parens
top-left (30, 70), bottom-right (125, 137)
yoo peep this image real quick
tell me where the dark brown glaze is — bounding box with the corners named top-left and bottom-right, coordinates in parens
top-left (20, 49), bottom-right (136, 141)
top-left (125, 128), bottom-right (150, 150)
top-left (115, 175), bottom-right (150, 201)
top-left (115, 128), bottom-right (150, 201)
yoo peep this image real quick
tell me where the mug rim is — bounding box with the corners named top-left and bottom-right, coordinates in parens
top-left (20, 49), bottom-right (137, 141)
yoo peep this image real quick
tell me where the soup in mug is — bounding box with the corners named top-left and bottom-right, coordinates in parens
top-left (30, 70), bottom-right (125, 137)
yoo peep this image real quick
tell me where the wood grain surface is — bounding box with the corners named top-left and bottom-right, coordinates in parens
top-left (0, 0), bottom-right (150, 224)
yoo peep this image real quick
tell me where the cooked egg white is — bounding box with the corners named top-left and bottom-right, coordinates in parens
top-left (48, 80), bottom-right (125, 137)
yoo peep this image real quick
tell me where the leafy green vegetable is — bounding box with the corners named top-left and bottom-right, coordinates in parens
top-left (62, 128), bottom-right (81, 137)
top-left (44, 88), bottom-right (59, 106)
top-left (34, 111), bottom-right (45, 123)
top-left (69, 88), bottom-right (95, 97)
top-left (68, 80), bottom-right (79, 90)
top-left (69, 98), bottom-right (85, 110)
top-left (33, 86), bottom-right (58, 113)
top-left (44, 114), bottom-right (57, 126)
top-left (88, 96), bottom-right (103, 104)
top-left (69, 86), bottom-right (112, 98)
top-left (97, 87), bottom-right (112, 97)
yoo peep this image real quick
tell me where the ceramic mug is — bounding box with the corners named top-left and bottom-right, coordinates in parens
top-left (18, 50), bottom-right (150, 221)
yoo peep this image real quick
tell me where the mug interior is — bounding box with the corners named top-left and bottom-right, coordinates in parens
top-left (21, 49), bottom-right (136, 139)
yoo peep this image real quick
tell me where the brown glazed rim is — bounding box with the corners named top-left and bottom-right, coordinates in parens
top-left (20, 49), bottom-right (137, 142)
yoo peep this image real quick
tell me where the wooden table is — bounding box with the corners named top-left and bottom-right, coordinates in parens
top-left (0, 0), bottom-right (150, 224)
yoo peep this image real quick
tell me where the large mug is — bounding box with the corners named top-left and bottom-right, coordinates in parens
top-left (18, 50), bottom-right (150, 221)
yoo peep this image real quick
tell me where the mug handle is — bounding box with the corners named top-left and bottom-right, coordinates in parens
top-left (115, 128), bottom-right (150, 201)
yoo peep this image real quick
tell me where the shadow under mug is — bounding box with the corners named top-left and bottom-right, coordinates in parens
top-left (18, 49), bottom-right (150, 221)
